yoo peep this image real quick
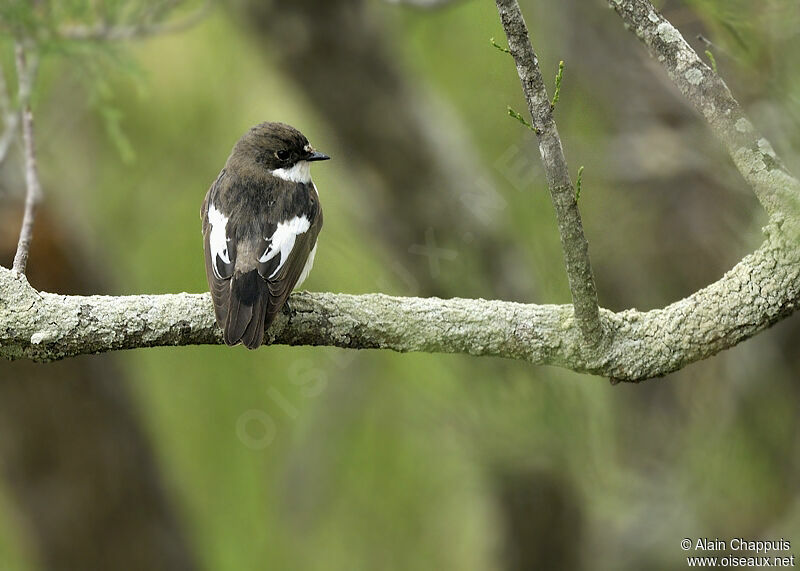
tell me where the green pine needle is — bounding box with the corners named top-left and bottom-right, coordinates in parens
top-left (490, 37), bottom-right (511, 55)
top-left (551, 60), bottom-right (565, 110)
top-left (507, 106), bottom-right (537, 133)
top-left (705, 49), bottom-right (718, 74)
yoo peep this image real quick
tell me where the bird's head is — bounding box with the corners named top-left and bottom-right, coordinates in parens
top-left (228, 122), bottom-right (330, 183)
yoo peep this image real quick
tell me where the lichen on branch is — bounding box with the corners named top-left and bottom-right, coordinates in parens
top-left (2, 219), bottom-right (798, 382)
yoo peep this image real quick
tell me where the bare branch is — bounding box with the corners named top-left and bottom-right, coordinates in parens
top-left (59, 1), bottom-right (212, 42)
top-left (608, 0), bottom-right (800, 219)
top-left (495, 0), bottom-right (603, 344)
top-left (11, 41), bottom-right (41, 275)
top-left (0, 220), bottom-right (797, 381)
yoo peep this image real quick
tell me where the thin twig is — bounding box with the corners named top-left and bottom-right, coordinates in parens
top-left (495, 0), bottom-right (603, 344)
top-left (11, 41), bottom-right (42, 275)
top-left (608, 0), bottom-right (800, 219)
top-left (59, 0), bottom-right (212, 41)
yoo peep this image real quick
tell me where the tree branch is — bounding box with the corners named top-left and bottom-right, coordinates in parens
top-left (607, 0), bottom-right (800, 219)
top-left (2, 218), bottom-right (797, 381)
top-left (11, 41), bottom-right (41, 275)
top-left (495, 0), bottom-right (603, 345)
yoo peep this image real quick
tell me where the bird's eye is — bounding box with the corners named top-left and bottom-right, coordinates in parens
top-left (276, 150), bottom-right (290, 161)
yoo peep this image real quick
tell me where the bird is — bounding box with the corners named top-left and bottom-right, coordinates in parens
top-left (201, 122), bottom-right (329, 349)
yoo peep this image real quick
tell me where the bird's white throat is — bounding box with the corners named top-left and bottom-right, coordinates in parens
top-left (272, 161), bottom-right (312, 184)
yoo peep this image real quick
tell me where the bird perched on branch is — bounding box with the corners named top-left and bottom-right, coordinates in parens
top-left (201, 122), bottom-right (329, 349)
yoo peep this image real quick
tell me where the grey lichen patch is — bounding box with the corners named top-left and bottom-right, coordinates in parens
top-left (735, 118), bottom-right (753, 133)
top-left (655, 21), bottom-right (682, 44)
top-left (734, 146), bottom-right (772, 178)
top-left (757, 138), bottom-right (777, 158)
top-left (647, 11), bottom-right (659, 23)
top-left (684, 68), bottom-right (703, 86)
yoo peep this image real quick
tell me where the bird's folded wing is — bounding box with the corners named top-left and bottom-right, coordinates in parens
top-left (257, 209), bottom-right (322, 323)
top-left (201, 179), bottom-right (237, 328)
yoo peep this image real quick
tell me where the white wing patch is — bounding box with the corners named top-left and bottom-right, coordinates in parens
top-left (295, 244), bottom-right (317, 289)
top-left (259, 215), bottom-right (311, 278)
top-left (207, 203), bottom-right (231, 279)
top-left (272, 161), bottom-right (312, 184)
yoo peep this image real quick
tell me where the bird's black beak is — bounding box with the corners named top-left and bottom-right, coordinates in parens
top-left (306, 150), bottom-right (330, 162)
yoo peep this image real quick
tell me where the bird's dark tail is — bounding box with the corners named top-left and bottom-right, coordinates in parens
top-left (224, 270), bottom-right (269, 349)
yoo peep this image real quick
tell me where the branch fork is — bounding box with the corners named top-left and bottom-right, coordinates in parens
top-left (495, 0), bottom-right (603, 345)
